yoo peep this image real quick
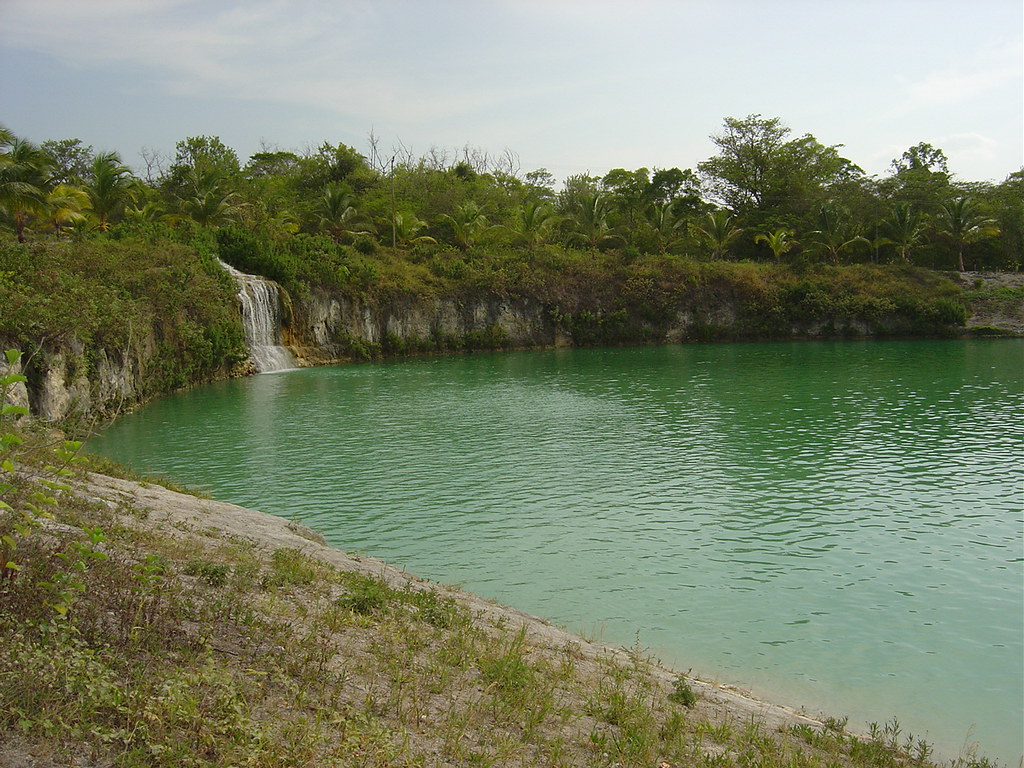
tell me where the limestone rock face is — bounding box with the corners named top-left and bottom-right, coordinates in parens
top-left (30, 342), bottom-right (140, 423)
top-left (288, 290), bottom-right (556, 363)
top-left (21, 273), bottom-right (1014, 424)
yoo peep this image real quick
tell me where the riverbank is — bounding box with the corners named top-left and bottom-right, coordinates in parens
top-left (5, 235), bottom-right (1002, 424)
top-left (0, 461), bottom-right (980, 768)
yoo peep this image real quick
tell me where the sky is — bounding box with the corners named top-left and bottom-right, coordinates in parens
top-left (1, 0), bottom-right (1021, 186)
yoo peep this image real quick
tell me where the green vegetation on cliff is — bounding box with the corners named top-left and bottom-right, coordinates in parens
top-left (0, 236), bottom-right (247, 394)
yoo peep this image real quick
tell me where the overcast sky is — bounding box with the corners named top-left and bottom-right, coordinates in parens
top-left (1, 0), bottom-right (1021, 185)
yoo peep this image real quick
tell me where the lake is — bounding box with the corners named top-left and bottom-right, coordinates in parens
top-left (88, 339), bottom-right (1024, 764)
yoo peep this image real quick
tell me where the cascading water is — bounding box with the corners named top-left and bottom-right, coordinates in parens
top-left (220, 261), bottom-right (296, 373)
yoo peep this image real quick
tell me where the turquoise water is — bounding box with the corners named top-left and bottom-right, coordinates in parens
top-left (89, 340), bottom-right (1024, 764)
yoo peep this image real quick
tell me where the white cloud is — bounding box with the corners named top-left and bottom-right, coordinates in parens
top-left (935, 132), bottom-right (1010, 179)
top-left (900, 42), bottom-right (1022, 110)
top-left (2, 0), bottom-right (1020, 181)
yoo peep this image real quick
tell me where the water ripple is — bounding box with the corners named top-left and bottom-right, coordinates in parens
top-left (90, 340), bottom-right (1024, 765)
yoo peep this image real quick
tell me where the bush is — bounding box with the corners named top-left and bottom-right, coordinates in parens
top-left (667, 675), bottom-right (697, 707)
top-left (353, 235), bottom-right (377, 255)
top-left (215, 226), bottom-right (295, 284)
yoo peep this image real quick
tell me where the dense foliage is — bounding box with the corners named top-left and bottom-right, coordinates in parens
top-left (0, 237), bottom-right (247, 392)
top-left (1, 117), bottom-right (1019, 272)
top-left (0, 117), bottom-right (1009, 400)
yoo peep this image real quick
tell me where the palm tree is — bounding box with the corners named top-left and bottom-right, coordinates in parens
top-left (177, 167), bottom-right (243, 227)
top-left (691, 211), bottom-right (742, 260)
top-left (754, 228), bottom-right (797, 262)
top-left (504, 199), bottom-right (560, 250)
top-left (85, 151), bottom-right (137, 231)
top-left (315, 183), bottom-right (374, 242)
top-left (645, 201), bottom-right (688, 254)
top-left (392, 212), bottom-right (436, 248)
top-left (935, 197), bottom-right (999, 271)
top-left (564, 193), bottom-right (625, 250)
top-left (440, 200), bottom-right (494, 250)
top-left (808, 205), bottom-right (868, 264)
top-left (0, 135), bottom-right (51, 242)
top-left (125, 200), bottom-right (167, 224)
top-left (46, 183), bottom-right (90, 236)
top-left (879, 203), bottom-right (922, 263)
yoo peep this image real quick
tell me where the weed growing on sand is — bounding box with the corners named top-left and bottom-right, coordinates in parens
top-left (668, 674), bottom-right (698, 707)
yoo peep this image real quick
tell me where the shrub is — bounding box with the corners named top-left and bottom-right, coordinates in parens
top-left (667, 675), bottom-right (697, 707)
top-left (215, 226), bottom-right (295, 284)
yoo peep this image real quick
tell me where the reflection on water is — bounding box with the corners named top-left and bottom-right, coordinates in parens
top-left (90, 340), bottom-right (1024, 764)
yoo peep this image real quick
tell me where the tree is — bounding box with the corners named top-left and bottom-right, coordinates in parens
top-left (46, 183), bottom-right (90, 236)
top-left (879, 203), bottom-right (923, 263)
top-left (124, 200), bottom-right (168, 225)
top-left (987, 171), bottom-right (1024, 270)
top-left (698, 114), bottom-right (790, 215)
top-left (162, 136), bottom-right (241, 197)
top-left (698, 115), bottom-right (864, 236)
top-left (892, 142), bottom-right (949, 175)
top-left (523, 168), bottom-right (556, 202)
top-left (503, 200), bottom-right (560, 250)
top-left (556, 173), bottom-right (601, 216)
top-left (85, 151), bottom-right (137, 231)
top-left (643, 201), bottom-right (689, 255)
top-left (40, 138), bottom-right (93, 184)
top-left (244, 150), bottom-right (302, 179)
top-left (392, 212), bottom-right (436, 248)
top-left (563, 193), bottom-right (625, 250)
top-left (934, 197), bottom-right (999, 271)
top-left (298, 142), bottom-right (376, 193)
top-left (315, 183), bottom-right (374, 242)
top-left (440, 200), bottom-right (495, 250)
top-left (0, 133), bottom-right (51, 242)
top-left (691, 211), bottom-right (742, 260)
top-left (882, 142), bottom-right (951, 210)
top-left (176, 167), bottom-right (243, 227)
top-left (808, 205), bottom-right (868, 264)
top-left (754, 228), bottom-right (797, 262)
top-left (601, 167), bottom-right (650, 228)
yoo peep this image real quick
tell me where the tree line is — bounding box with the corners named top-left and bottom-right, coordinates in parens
top-left (1, 115), bottom-right (1021, 273)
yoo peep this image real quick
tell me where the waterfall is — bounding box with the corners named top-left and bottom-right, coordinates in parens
top-left (220, 261), bottom-right (297, 373)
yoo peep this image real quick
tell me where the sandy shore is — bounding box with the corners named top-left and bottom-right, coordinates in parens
top-left (82, 470), bottom-right (834, 735)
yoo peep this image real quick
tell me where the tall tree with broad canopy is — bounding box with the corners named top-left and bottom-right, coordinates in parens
top-left (881, 142), bottom-right (952, 210)
top-left (698, 115), bottom-right (864, 237)
top-left (601, 167), bottom-right (651, 228)
top-left (162, 136), bottom-right (241, 198)
top-left (699, 115), bottom-right (789, 212)
top-left (41, 138), bottom-right (94, 185)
